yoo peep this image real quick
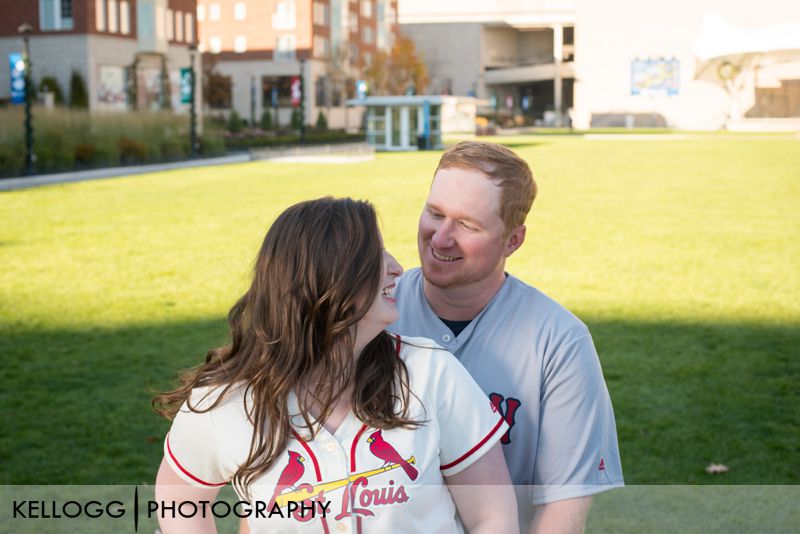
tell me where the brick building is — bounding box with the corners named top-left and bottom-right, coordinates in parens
top-left (196, 0), bottom-right (398, 129)
top-left (0, 0), bottom-right (197, 111)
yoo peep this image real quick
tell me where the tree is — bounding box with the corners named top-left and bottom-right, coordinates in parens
top-left (260, 109), bottom-right (272, 130)
top-left (203, 54), bottom-right (232, 109)
top-left (39, 76), bottom-right (64, 105)
top-left (315, 110), bottom-right (328, 131)
top-left (69, 70), bottom-right (89, 108)
top-left (365, 36), bottom-right (429, 96)
top-left (227, 110), bottom-right (243, 133)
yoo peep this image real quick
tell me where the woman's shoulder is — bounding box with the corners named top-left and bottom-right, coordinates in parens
top-left (395, 334), bottom-right (463, 380)
top-left (180, 382), bottom-right (250, 420)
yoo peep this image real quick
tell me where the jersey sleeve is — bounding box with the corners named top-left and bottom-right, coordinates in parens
top-left (532, 333), bottom-right (624, 505)
top-left (435, 350), bottom-right (509, 477)
top-left (163, 388), bottom-right (232, 488)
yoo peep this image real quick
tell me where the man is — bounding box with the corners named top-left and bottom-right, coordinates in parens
top-left (389, 141), bottom-right (623, 533)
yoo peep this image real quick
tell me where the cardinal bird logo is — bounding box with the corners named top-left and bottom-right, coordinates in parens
top-left (268, 450), bottom-right (306, 509)
top-left (366, 430), bottom-right (418, 481)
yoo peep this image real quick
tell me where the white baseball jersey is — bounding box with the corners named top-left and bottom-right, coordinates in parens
top-left (164, 335), bottom-right (508, 533)
top-left (389, 268), bottom-right (624, 506)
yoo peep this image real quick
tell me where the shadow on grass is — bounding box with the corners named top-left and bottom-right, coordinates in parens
top-left (1, 317), bottom-right (798, 485)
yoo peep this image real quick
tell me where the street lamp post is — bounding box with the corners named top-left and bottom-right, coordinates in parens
top-left (299, 58), bottom-right (306, 144)
top-left (188, 43), bottom-right (198, 158)
top-left (18, 23), bottom-right (34, 175)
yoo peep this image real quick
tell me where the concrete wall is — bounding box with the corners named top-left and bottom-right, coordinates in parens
top-left (572, 0), bottom-right (800, 130)
top-left (401, 23), bottom-right (484, 96)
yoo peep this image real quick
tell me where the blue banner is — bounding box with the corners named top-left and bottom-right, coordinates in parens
top-left (9, 53), bottom-right (26, 104)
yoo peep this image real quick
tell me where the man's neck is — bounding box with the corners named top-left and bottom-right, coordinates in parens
top-left (423, 270), bottom-right (507, 321)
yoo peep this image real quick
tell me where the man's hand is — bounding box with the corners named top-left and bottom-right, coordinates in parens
top-left (528, 496), bottom-right (591, 534)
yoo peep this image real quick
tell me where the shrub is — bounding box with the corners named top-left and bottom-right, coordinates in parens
top-left (315, 111), bottom-right (328, 131)
top-left (69, 71), bottom-right (89, 109)
top-left (227, 110), bottom-right (243, 133)
top-left (74, 143), bottom-right (96, 165)
top-left (290, 108), bottom-right (303, 131)
top-left (118, 136), bottom-right (147, 164)
top-left (260, 109), bottom-right (272, 131)
top-left (38, 77), bottom-right (65, 105)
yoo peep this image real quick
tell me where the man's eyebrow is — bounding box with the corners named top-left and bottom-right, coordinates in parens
top-left (425, 203), bottom-right (483, 226)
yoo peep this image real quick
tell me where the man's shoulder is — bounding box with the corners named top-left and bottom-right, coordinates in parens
top-left (491, 274), bottom-right (590, 339)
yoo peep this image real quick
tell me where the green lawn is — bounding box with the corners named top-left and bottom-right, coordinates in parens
top-left (1, 134), bottom-right (798, 492)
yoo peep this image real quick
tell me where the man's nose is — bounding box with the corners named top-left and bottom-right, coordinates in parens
top-left (430, 219), bottom-right (455, 249)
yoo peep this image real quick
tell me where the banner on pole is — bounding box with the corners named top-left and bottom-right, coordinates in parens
top-left (9, 53), bottom-right (25, 105)
top-left (290, 76), bottom-right (301, 107)
top-left (180, 67), bottom-right (192, 104)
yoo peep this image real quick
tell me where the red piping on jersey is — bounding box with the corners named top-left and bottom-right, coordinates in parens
top-left (350, 424), bottom-right (369, 471)
top-left (166, 433), bottom-right (227, 487)
top-left (291, 429), bottom-right (322, 482)
top-left (439, 416), bottom-right (506, 471)
top-left (394, 333), bottom-right (402, 355)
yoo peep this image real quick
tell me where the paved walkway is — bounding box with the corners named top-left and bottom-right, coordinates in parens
top-left (0, 154), bottom-right (251, 192)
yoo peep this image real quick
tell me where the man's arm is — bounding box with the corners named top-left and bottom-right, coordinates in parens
top-left (528, 496), bottom-right (592, 534)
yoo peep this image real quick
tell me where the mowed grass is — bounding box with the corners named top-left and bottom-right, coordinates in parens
top-left (1, 134), bottom-right (798, 487)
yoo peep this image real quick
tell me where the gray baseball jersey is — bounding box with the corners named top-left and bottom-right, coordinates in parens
top-left (388, 268), bottom-right (623, 505)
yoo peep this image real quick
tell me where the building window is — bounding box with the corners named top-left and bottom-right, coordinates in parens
top-left (234, 2), bottom-right (247, 20)
top-left (314, 35), bottom-right (329, 58)
top-left (197, 4), bottom-right (205, 21)
top-left (138, 2), bottom-right (153, 37)
top-left (275, 35), bottom-right (296, 59)
top-left (313, 2), bottom-right (329, 25)
top-left (362, 0), bottom-right (372, 18)
top-left (176, 10), bottom-right (184, 41)
top-left (209, 3), bottom-right (221, 21)
top-left (234, 36), bottom-right (247, 53)
top-left (209, 36), bottom-right (222, 53)
top-left (108, 0), bottom-right (118, 33)
top-left (120, 1), bottom-right (130, 34)
top-left (166, 9), bottom-right (174, 40)
top-left (96, 0), bottom-right (106, 31)
top-left (156, 6), bottom-right (165, 38)
top-left (262, 76), bottom-right (296, 107)
top-left (185, 13), bottom-right (194, 43)
top-left (40, 0), bottom-right (74, 30)
top-left (273, 1), bottom-right (296, 30)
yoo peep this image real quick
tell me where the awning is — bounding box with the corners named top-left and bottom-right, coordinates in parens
top-left (692, 14), bottom-right (800, 85)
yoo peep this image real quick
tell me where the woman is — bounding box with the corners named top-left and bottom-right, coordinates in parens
top-left (153, 197), bottom-right (517, 533)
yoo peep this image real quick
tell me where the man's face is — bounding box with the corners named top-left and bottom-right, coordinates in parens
top-left (418, 166), bottom-right (509, 289)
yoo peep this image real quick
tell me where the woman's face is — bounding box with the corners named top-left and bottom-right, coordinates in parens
top-left (357, 246), bottom-right (404, 340)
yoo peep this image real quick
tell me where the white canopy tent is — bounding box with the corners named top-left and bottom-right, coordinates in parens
top-left (692, 14), bottom-right (800, 120)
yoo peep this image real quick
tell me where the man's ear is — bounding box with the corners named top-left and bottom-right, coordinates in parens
top-left (504, 225), bottom-right (526, 258)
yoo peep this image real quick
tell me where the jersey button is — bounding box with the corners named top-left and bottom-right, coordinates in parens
top-left (336, 521), bottom-right (348, 531)
top-left (442, 334), bottom-right (451, 342)
top-left (325, 442), bottom-right (336, 453)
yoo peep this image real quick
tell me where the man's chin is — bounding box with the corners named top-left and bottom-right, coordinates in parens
top-left (421, 264), bottom-right (463, 289)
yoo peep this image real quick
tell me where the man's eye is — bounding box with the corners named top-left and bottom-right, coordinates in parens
top-left (460, 221), bottom-right (477, 231)
top-left (429, 211), bottom-right (444, 219)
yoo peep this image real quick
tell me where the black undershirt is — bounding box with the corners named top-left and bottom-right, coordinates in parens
top-left (439, 317), bottom-right (472, 337)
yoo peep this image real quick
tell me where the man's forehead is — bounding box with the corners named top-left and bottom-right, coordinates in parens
top-left (426, 168), bottom-right (503, 222)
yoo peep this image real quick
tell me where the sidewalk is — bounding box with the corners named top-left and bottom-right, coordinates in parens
top-left (0, 154), bottom-right (251, 192)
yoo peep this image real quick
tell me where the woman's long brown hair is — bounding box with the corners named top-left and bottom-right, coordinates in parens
top-left (153, 197), bottom-right (419, 495)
